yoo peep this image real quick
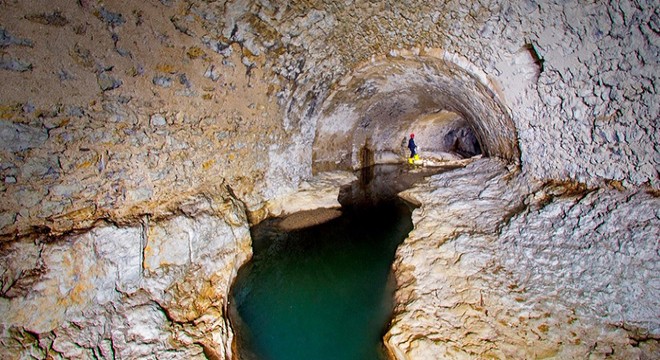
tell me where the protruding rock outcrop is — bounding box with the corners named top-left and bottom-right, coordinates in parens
top-left (0, 188), bottom-right (251, 359)
top-left (386, 159), bottom-right (659, 359)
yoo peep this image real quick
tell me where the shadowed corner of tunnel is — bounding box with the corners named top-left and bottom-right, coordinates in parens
top-left (307, 55), bottom-right (521, 173)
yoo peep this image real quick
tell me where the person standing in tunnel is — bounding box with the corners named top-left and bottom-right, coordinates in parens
top-left (408, 133), bottom-right (418, 164)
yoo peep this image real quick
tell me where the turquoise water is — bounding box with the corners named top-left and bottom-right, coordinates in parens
top-left (230, 165), bottom-right (435, 360)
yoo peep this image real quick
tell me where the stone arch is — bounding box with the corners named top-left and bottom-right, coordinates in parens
top-left (311, 55), bottom-right (520, 171)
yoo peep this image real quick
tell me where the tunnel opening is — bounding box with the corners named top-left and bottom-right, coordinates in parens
top-left (394, 110), bottom-right (483, 164)
top-left (228, 54), bottom-right (521, 360)
top-left (311, 55), bottom-right (518, 173)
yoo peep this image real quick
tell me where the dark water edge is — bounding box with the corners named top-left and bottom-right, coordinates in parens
top-left (229, 165), bottom-right (447, 360)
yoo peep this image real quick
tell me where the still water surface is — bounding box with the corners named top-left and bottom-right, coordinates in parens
top-left (230, 165), bottom-right (443, 360)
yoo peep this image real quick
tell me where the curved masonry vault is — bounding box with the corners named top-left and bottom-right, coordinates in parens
top-left (0, 0), bottom-right (658, 359)
top-left (312, 55), bottom-right (520, 171)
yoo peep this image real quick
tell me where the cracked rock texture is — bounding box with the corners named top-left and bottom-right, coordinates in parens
top-left (387, 159), bottom-right (659, 359)
top-left (1, 0), bottom-right (658, 238)
top-left (1, 186), bottom-right (251, 359)
top-left (0, 0), bottom-right (658, 358)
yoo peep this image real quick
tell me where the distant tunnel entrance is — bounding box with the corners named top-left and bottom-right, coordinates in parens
top-left (311, 56), bottom-right (519, 172)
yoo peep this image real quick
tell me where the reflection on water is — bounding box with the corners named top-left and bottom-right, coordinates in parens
top-left (230, 165), bottom-right (444, 360)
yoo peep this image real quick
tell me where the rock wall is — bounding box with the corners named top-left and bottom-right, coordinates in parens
top-left (0, 0), bottom-right (296, 239)
top-left (0, 0), bottom-right (658, 358)
top-left (509, 0), bottom-right (659, 187)
top-left (2, 0), bottom-right (657, 238)
top-left (1, 187), bottom-right (251, 359)
top-left (387, 159), bottom-right (659, 359)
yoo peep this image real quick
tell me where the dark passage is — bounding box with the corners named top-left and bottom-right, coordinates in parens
top-left (230, 165), bottom-right (445, 360)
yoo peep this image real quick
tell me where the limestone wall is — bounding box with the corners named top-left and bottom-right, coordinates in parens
top-left (0, 0), bottom-right (295, 239)
top-left (497, 0), bottom-right (659, 187)
top-left (0, 0), bottom-right (658, 358)
top-left (0, 1), bottom-right (660, 239)
top-left (0, 187), bottom-right (251, 358)
top-left (1, 0), bottom-right (657, 237)
top-left (387, 159), bottom-right (659, 359)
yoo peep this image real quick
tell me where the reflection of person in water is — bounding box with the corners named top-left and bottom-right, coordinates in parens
top-left (408, 133), bottom-right (417, 159)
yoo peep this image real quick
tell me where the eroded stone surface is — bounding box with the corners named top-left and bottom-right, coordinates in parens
top-left (1, 0), bottom-right (657, 239)
top-left (252, 170), bottom-right (357, 223)
top-left (386, 158), bottom-right (659, 359)
top-left (0, 190), bottom-right (251, 359)
top-left (0, 0), bottom-right (657, 358)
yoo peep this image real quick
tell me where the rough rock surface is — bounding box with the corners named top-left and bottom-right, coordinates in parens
top-left (0, 188), bottom-right (251, 359)
top-left (386, 158), bottom-right (659, 359)
top-left (251, 170), bottom-right (357, 224)
top-left (1, 0), bottom-right (657, 239)
top-left (0, 0), bottom-right (658, 358)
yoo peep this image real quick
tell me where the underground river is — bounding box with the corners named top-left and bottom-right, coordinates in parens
top-left (229, 165), bottom-right (451, 360)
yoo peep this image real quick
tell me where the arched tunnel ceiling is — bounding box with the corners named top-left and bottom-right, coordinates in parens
top-left (312, 56), bottom-right (520, 171)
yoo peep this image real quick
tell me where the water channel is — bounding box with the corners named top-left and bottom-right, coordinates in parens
top-left (229, 165), bottom-right (449, 360)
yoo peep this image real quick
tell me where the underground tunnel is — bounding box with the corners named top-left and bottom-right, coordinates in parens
top-left (312, 56), bottom-right (520, 172)
top-left (0, 1), bottom-right (658, 359)
top-left (226, 55), bottom-right (524, 360)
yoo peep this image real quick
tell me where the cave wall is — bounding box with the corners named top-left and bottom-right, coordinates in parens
top-left (2, 0), bottom-right (658, 238)
top-left (0, 0), bottom-right (658, 358)
top-left (0, 0), bottom-right (297, 239)
top-left (1, 0), bottom-right (657, 236)
top-left (1, 186), bottom-right (251, 359)
top-left (388, 159), bottom-right (659, 359)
